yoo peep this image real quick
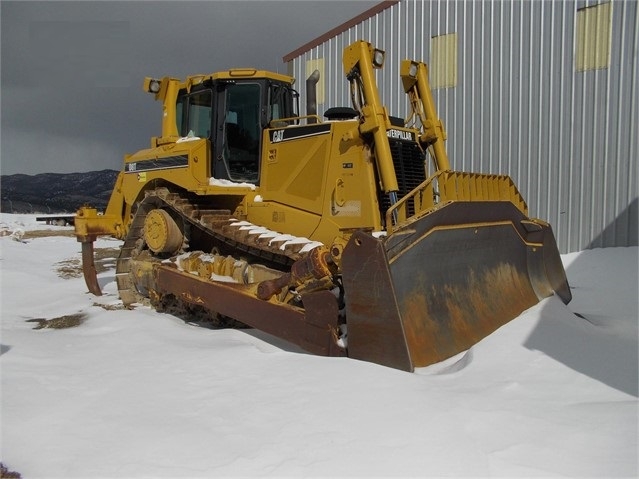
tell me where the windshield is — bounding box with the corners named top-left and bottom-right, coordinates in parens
top-left (175, 89), bottom-right (212, 138)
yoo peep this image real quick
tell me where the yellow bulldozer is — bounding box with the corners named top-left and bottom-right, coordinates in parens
top-left (75, 41), bottom-right (571, 372)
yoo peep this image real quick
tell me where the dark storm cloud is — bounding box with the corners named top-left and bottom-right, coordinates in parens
top-left (1, 0), bottom-right (378, 175)
top-left (28, 20), bottom-right (132, 88)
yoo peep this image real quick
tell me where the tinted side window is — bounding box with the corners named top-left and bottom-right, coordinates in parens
top-left (269, 83), bottom-right (298, 124)
top-left (175, 96), bottom-right (185, 136)
top-left (187, 90), bottom-right (212, 138)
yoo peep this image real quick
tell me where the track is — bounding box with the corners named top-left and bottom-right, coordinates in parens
top-left (115, 187), bottom-right (324, 307)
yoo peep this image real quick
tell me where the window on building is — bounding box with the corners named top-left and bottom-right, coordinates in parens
top-left (576, 2), bottom-right (612, 72)
top-left (430, 33), bottom-right (458, 89)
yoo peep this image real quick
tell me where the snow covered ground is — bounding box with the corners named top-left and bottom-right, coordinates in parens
top-left (1, 213), bottom-right (637, 477)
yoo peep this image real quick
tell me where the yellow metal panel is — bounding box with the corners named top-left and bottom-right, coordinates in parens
top-left (430, 33), bottom-right (458, 89)
top-left (576, 2), bottom-right (612, 71)
top-left (261, 128), bottom-right (329, 215)
top-left (385, 171), bottom-right (529, 233)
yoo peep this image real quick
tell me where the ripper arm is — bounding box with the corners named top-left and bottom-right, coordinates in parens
top-left (74, 172), bottom-right (128, 295)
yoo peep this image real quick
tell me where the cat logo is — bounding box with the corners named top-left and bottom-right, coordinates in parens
top-left (272, 130), bottom-right (285, 143)
top-left (386, 129), bottom-right (414, 141)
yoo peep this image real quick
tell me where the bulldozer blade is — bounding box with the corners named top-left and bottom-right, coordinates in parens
top-left (81, 240), bottom-right (102, 296)
top-left (342, 201), bottom-right (571, 372)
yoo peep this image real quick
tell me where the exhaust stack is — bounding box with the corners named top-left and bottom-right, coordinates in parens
top-left (306, 69), bottom-right (320, 123)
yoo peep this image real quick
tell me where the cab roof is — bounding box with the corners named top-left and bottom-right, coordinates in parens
top-left (182, 69), bottom-right (295, 89)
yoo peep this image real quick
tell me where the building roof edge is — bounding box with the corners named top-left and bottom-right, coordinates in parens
top-left (282, 1), bottom-right (399, 63)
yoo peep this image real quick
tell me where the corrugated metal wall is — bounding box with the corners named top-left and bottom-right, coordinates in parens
top-left (286, 0), bottom-right (638, 254)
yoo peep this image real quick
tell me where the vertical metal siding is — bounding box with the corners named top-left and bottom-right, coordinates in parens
top-left (287, 0), bottom-right (637, 253)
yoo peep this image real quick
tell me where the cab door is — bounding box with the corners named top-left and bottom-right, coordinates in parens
top-left (213, 82), bottom-right (262, 184)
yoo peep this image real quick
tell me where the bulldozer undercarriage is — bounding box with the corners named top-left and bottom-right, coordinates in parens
top-left (82, 187), bottom-right (348, 358)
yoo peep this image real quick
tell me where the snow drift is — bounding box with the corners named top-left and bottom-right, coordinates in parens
top-left (0, 214), bottom-right (637, 477)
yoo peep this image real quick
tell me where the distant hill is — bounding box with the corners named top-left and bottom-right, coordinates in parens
top-left (0, 169), bottom-right (119, 214)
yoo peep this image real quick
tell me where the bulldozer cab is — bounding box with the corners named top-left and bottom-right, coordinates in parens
top-left (175, 76), bottom-right (298, 185)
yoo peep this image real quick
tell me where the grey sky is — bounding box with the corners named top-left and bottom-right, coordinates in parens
top-left (1, 0), bottom-right (378, 175)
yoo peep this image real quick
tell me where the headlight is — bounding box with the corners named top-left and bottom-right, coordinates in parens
top-left (372, 49), bottom-right (385, 68)
top-left (408, 62), bottom-right (418, 78)
top-left (149, 79), bottom-right (161, 93)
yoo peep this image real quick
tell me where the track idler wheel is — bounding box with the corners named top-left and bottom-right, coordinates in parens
top-left (144, 209), bottom-right (184, 255)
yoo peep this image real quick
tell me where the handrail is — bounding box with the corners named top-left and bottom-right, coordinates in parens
top-left (385, 170), bottom-right (529, 233)
top-left (268, 115), bottom-right (321, 128)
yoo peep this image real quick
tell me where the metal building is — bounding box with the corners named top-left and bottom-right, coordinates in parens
top-left (283, 0), bottom-right (638, 254)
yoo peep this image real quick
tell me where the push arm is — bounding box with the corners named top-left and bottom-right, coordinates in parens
top-left (343, 41), bottom-right (399, 199)
top-left (400, 60), bottom-right (450, 171)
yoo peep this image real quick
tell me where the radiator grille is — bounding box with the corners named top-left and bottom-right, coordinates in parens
top-left (379, 139), bottom-right (426, 219)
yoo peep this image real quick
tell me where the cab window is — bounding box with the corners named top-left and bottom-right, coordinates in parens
top-left (176, 97), bottom-right (185, 136)
top-left (269, 83), bottom-right (298, 125)
top-left (223, 83), bottom-right (261, 183)
top-left (187, 90), bottom-right (212, 138)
